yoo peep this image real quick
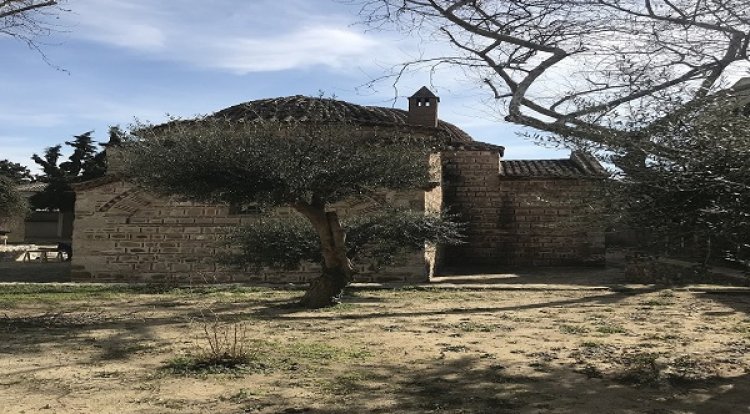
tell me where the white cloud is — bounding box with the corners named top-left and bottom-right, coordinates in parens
top-left (87, 22), bottom-right (166, 52)
top-left (61, 0), bottom-right (398, 74)
top-left (66, 0), bottom-right (167, 52)
top-left (204, 27), bottom-right (381, 73)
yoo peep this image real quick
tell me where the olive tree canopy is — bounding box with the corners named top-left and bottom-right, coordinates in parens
top-left (121, 118), bottom-right (462, 308)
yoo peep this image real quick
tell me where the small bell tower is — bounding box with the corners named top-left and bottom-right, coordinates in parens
top-left (408, 86), bottom-right (440, 128)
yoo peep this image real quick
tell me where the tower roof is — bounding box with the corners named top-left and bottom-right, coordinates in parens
top-left (410, 86), bottom-right (439, 100)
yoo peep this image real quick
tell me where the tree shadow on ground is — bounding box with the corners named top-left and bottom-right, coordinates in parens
top-left (0, 290), bottom-right (305, 363)
top-left (270, 356), bottom-right (750, 414)
top-left (434, 264), bottom-right (627, 287)
top-left (698, 291), bottom-right (750, 316)
top-left (0, 289), bottom-right (633, 361)
top-left (247, 291), bottom-right (635, 321)
top-left (0, 262), bottom-right (70, 283)
top-left (0, 312), bottom-right (160, 366)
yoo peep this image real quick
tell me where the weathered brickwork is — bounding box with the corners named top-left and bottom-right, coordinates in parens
top-left (441, 150), bottom-right (605, 268)
top-left (70, 90), bottom-right (606, 284)
top-left (424, 153), bottom-right (444, 277)
top-left (72, 149), bottom-right (605, 283)
top-left (72, 180), bottom-right (426, 284)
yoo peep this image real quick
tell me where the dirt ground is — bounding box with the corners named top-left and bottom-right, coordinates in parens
top-left (0, 262), bottom-right (71, 283)
top-left (0, 245), bottom-right (71, 283)
top-left (1, 284), bottom-right (749, 414)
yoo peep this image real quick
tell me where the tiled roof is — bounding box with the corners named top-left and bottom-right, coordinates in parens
top-left (70, 175), bottom-right (121, 191)
top-left (500, 152), bottom-right (607, 178)
top-left (445, 141), bottom-right (505, 154)
top-left (211, 95), bottom-right (473, 143)
top-left (411, 86), bottom-right (439, 99)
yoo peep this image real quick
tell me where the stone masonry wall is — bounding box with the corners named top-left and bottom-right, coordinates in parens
top-left (424, 153), bottom-right (444, 277)
top-left (72, 180), bottom-right (427, 284)
top-left (440, 150), bottom-right (605, 268)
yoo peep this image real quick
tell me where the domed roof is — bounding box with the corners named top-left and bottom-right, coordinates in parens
top-left (210, 95), bottom-right (474, 143)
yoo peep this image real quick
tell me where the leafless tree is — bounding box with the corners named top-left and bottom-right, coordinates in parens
top-left (356, 0), bottom-right (750, 165)
top-left (1, 1), bottom-right (65, 57)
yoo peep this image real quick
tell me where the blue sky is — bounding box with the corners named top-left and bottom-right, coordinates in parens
top-left (1, 0), bottom-right (569, 173)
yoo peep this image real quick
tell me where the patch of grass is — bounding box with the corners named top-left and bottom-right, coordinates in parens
top-left (0, 283), bottom-right (278, 305)
top-left (0, 285), bottom-right (134, 305)
top-left (644, 332), bottom-right (681, 341)
top-left (164, 321), bottom-right (264, 376)
top-left (440, 344), bottom-right (469, 353)
top-left (528, 361), bottom-right (551, 372)
top-left (97, 342), bottom-right (158, 360)
top-left (596, 324), bottom-right (627, 334)
top-left (92, 370), bottom-right (122, 378)
top-left (145, 397), bottom-right (190, 410)
top-left (454, 321), bottom-right (501, 333)
top-left (219, 388), bottom-right (265, 404)
top-left (391, 286), bottom-right (478, 301)
top-left (641, 299), bottom-right (673, 307)
top-left (285, 341), bottom-right (371, 361)
top-left (162, 353), bottom-right (265, 375)
top-left (578, 364), bottom-right (603, 378)
top-left (312, 303), bottom-right (358, 313)
top-left (497, 313), bottom-right (526, 322)
top-left (560, 324), bottom-right (590, 335)
top-left (0, 311), bottom-right (111, 331)
top-left (317, 371), bottom-right (372, 396)
top-left (617, 352), bottom-right (661, 386)
top-left (667, 355), bottom-right (717, 383)
top-left (580, 341), bottom-right (603, 348)
top-left (162, 336), bottom-right (371, 377)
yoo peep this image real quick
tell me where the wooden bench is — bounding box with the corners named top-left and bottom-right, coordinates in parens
top-left (22, 249), bottom-right (65, 263)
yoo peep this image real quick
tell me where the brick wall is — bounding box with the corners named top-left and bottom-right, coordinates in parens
top-left (72, 180), bottom-right (427, 284)
top-left (424, 153), bottom-right (444, 277)
top-left (440, 150), bottom-right (605, 268)
top-left (72, 149), bottom-right (606, 283)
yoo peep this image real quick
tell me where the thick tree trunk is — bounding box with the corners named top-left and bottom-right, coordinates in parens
top-left (300, 266), bottom-right (351, 308)
top-left (294, 202), bottom-right (354, 308)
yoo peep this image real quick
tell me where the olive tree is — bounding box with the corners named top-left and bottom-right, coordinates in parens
top-left (0, 175), bottom-right (27, 223)
top-left (611, 93), bottom-right (750, 267)
top-left (120, 119), bottom-right (461, 308)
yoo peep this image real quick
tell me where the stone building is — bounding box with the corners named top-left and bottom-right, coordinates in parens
top-left (71, 88), bottom-right (607, 284)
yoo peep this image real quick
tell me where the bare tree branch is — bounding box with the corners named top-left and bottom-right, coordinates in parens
top-left (0, 0), bottom-right (56, 19)
top-left (1, 0), bottom-right (66, 66)
top-left (354, 0), bottom-right (750, 158)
